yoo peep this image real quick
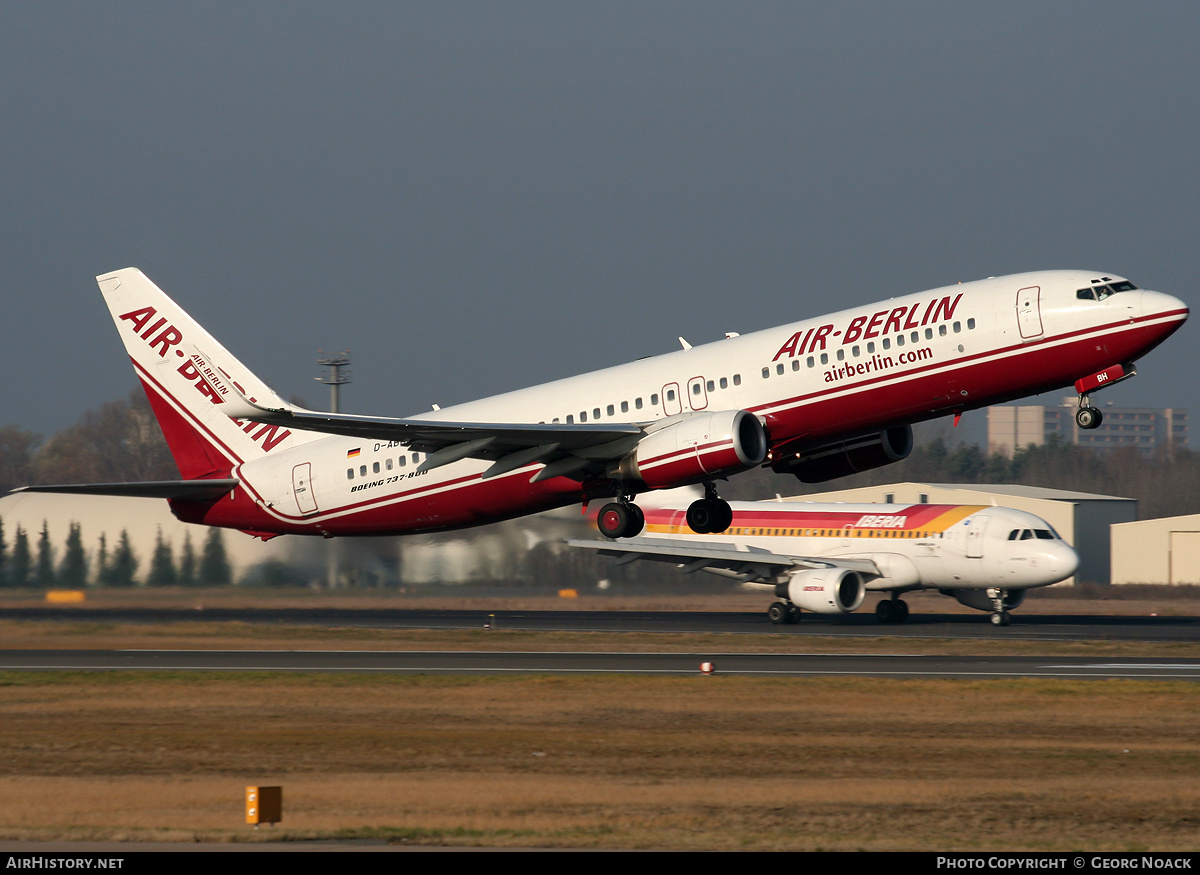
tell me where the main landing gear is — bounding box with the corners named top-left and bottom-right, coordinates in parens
top-left (1075, 394), bottom-right (1103, 430)
top-left (597, 500), bottom-right (645, 539)
top-left (768, 601), bottom-right (802, 624)
top-left (686, 483), bottom-right (734, 535)
top-left (598, 482), bottom-right (732, 540)
top-left (875, 596), bottom-right (910, 624)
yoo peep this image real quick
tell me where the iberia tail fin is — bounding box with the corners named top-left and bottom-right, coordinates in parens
top-left (98, 268), bottom-right (318, 479)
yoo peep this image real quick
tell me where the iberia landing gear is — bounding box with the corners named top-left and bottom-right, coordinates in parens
top-left (1074, 363), bottom-right (1136, 430)
top-left (875, 595), bottom-right (910, 624)
top-left (988, 588), bottom-right (1012, 627)
top-left (597, 500), bottom-right (645, 540)
top-left (686, 482), bottom-right (734, 534)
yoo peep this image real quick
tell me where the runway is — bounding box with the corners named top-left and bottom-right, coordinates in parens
top-left (3, 604), bottom-right (1200, 642)
top-left (3, 605), bottom-right (1198, 680)
top-left (3, 648), bottom-right (1200, 680)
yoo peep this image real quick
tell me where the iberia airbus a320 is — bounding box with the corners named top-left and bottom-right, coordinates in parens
top-left (18, 268), bottom-right (1187, 539)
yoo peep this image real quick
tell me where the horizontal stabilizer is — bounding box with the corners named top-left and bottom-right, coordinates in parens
top-left (12, 479), bottom-right (239, 501)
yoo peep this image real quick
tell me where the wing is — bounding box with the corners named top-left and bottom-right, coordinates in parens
top-left (222, 394), bottom-right (645, 481)
top-left (11, 479), bottom-right (239, 500)
top-left (567, 536), bottom-right (882, 583)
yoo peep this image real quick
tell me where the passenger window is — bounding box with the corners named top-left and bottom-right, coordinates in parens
top-left (621, 401), bottom-right (629, 413)
top-left (651, 394), bottom-right (659, 405)
top-left (360, 465), bottom-right (367, 476)
top-left (580, 411), bottom-right (587, 422)
top-left (791, 360), bottom-right (799, 371)
top-left (607, 404), bottom-right (615, 416)
top-left (719, 377), bottom-right (728, 389)
top-left (776, 363), bottom-right (785, 375)
top-left (347, 469), bottom-right (354, 480)
top-left (373, 462), bottom-right (380, 474)
top-left (762, 367), bottom-right (770, 379)
top-left (567, 415), bottom-right (574, 423)
top-left (967, 318), bottom-right (976, 330)
top-left (806, 356), bottom-right (814, 368)
top-left (733, 374), bottom-right (741, 386)
top-left (635, 398), bottom-right (643, 409)
top-left (666, 389), bottom-right (675, 402)
top-left (939, 325), bottom-right (947, 337)
top-left (593, 408), bottom-right (601, 419)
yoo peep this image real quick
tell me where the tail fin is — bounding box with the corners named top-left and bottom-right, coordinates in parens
top-left (98, 268), bottom-right (317, 479)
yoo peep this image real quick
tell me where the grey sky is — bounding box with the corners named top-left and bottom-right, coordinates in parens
top-left (3, 3), bottom-right (1196, 441)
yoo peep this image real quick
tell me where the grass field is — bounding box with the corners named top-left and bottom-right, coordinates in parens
top-left (1, 587), bottom-right (1198, 850)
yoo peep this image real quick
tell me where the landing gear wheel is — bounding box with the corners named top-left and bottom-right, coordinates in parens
top-left (893, 599), bottom-right (909, 623)
top-left (598, 502), bottom-right (644, 539)
top-left (876, 599), bottom-right (894, 623)
top-left (767, 601), bottom-right (791, 625)
top-left (786, 605), bottom-right (801, 624)
top-left (990, 611), bottom-right (1012, 627)
top-left (687, 498), bottom-right (733, 534)
top-left (1076, 406), bottom-right (1103, 430)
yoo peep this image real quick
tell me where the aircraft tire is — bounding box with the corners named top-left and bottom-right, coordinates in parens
top-left (990, 611), bottom-right (1012, 627)
top-left (598, 503), bottom-right (635, 539)
top-left (767, 601), bottom-right (790, 625)
top-left (1076, 407), bottom-right (1103, 430)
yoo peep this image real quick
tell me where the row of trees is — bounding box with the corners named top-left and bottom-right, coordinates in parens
top-left (0, 517), bottom-right (231, 588)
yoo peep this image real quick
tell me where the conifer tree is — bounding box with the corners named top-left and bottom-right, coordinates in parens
top-left (35, 521), bottom-right (55, 588)
top-left (148, 527), bottom-right (177, 587)
top-left (103, 530), bottom-right (138, 587)
top-left (10, 526), bottom-right (30, 588)
top-left (58, 522), bottom-right (87, 589)
top-left (199, 528), bottom-right (232, 586)
top-left (178, 532), bottom-right (197, 587)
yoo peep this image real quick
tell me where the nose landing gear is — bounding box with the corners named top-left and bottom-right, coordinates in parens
top-left (1075, 395), bottom-right (1103, 430)
top-left (988, 587), bottom-right (1012, 626)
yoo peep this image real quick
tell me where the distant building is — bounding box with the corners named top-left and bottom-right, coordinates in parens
top-left (988, 398), bottom-right (1187, 458)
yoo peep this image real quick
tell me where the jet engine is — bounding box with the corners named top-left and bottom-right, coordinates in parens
top-left (772, 425), bottom-right (913, 483)
top-left (785, 567), bottom-right (866, 614)
top-left (618, 409), bottom-right (767, 489)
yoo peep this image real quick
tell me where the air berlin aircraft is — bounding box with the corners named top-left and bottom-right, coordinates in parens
top-left (19, 268), bottom-right (1187, 540)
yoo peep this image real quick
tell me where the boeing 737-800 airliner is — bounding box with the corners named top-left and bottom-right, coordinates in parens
top-left (18, 268), bottom-right (1187, 540)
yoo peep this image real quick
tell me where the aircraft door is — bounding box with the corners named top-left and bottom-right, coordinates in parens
top-left (662, 382), bottom-right (683, 416)
top-left (292, 463), bottom-right (318, 515)
top-left (687, 376), bottom-right (708, 411)
top-left (1016, 286), bottom-right (1044, 340)
top-left (965, 516), bottom-right (988, 558)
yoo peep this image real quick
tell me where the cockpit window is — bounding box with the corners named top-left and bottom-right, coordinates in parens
top-left (1008, 529), bottom-right (1019, 540)
top-left (1019, 529), bottom-right (1033, 540)
top-left (1034, 529), bottom-right (1055, 540)
top-left (1079, 280), bottom-right (1138, 302)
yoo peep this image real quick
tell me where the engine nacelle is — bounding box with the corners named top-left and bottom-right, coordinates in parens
top-left (947, 588), bottom-right (1027, 613)
top-left (785, 567), bottom-right (866, 614)
top-left (772, 425), bottom-right (913, 483)
top-left (620, 410), bottom-right (767, 489)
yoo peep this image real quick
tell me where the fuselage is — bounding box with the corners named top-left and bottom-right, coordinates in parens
top-left (173, 269), bottom-right (1185, 537)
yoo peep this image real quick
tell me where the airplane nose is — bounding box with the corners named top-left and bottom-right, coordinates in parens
top-left (1048, 542), bottom-right (1080, 580)
top-left (1139, 289), bottom-right (1190, 323)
